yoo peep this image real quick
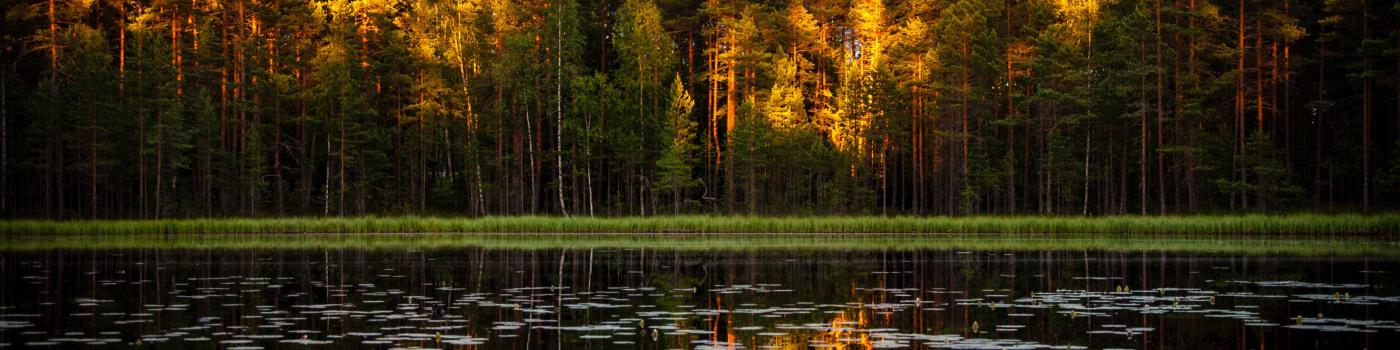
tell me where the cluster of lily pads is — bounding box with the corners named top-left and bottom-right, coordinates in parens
top-left (0, 259), bottom-right (1395, 349)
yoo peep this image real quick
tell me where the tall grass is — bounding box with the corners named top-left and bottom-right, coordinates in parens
top-left (2, 214), bottom-right (1399, 235)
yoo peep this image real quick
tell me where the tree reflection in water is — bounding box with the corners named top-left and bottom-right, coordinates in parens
top-left (0, 248), bottom-right (1395, 349)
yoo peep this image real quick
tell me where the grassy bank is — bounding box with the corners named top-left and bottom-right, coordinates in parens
top-left (2, 214), bottom-right (1399, 235)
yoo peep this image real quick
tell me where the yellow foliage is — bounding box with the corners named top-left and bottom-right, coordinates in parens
top-left (1054, 0), bottom-right (1099, 45)
top-left (848, 0), bottom-right (884, 68)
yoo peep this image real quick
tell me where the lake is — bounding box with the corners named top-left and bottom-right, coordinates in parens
top-left (1, 235), bottom-right (1397, 349)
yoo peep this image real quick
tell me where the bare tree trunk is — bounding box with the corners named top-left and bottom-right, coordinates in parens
top-left (156, 107), bottom-right (163, 219)
top-left (91, 86), bottom-right (98, 219)
top-left (557, 9), bottom-right (568, 217)
top-left (1313, 28), bottom-right (1325, 207)
top-left (139, 67), bottom-right (147, 218)
top-left (708, 28), bottom-right (719, 194)
top-left (1255, 14), bottom-right (1266, 210)
top-left (1, 72), bottom-right (5, 215)
top-left (914, 84), bottom-right (924, 214)
top-left (473, 160), bottom-right (485, 215)
top-left (584, 95), bottom-right (595, 216)
top-left (46, 0), bottom-right (58, 219)
top-left (960, 41), bottom-right (970, 209)
top-left (1006, 0), bottom-right (1016, 214)
top-left (1185, 0), bottom-right (1200, 211)
top-left (525, 108), bottom-right (537, 214)
top-left (1155, 0), bottom-right (1166, 214)
top-left (323, 134), bottom-right (330, 216)
top-left (418, 81), bottom-right (427, 212)
top-left (1139, 41), bottom-right (1149, 215)
top-left (725, 30), bottom-right (736, 212)
top-left (298, 44), bottom-right (311, 214)
top-left (273, 34), bottom-right (284, 216)
top-left (339, 115), bottom-right (346, 216)
top-left (1233, 0), bottom-right (1245, 210)
top-left (1361, 0), bottom-right (1372, 213)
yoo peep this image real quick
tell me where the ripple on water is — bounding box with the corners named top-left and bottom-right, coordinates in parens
top-left (4, 252), bottom-right (1397, 350)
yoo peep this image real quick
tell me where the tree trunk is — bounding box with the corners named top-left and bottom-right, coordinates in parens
top-left (1283, 1), bottom-right (1293, 177)
top-left (1, 73), bottom-right (6, 215)
top-left (91, 85), bottom-right (98, 219)
top-left (298, 43), bottom-right (311, 214)
top-left (557, 10), bottom-right (568, 216)
top-left (1155, 0), bottom-right (1166, 214)
top-left (46, 0), bottom-right (58, 219)
top-left (725, 30), bottom-right (736, 212)
top-left (339, 114), bottom-right (346, 216)
top-left (960, 41), bottom-right (970, 210)
top-left (1233, 0), bottom-right (1245, 210)
top-left (525, 108), bottom-right (537, 214)
top-left (1361, 0), bottom-right (1372, 213)
top-left (1313, 36), bottom-right (1325, 207)
top-left (1139, 41), bottom-right (1149, 216)
top-left (273, 33), bottom-right (284, 216)
top-left (1185, 0), bottom-right (1200, 211)
top-left (709, 28), bottom-right (719, 192)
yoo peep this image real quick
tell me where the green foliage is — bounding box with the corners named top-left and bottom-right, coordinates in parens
top-left (729, 101), bottom-right (772, 214)
top-left (1374, 139), bottom-right (1400, 198)
top-left (0, 0), bottom-right (1397, 218)
top-left (764, 53), bottom-right (807, 129)
top-left (1241, 130), bottom-right (1302, 211)
top-left (656, 75), bottom-right (698, 213)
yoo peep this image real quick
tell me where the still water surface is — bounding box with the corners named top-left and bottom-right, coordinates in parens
top-left (1, 246), bottom-right (1396, 349)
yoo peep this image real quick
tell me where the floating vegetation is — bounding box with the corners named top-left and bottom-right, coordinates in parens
top-left (0, 248), bottom-right (1396, 349)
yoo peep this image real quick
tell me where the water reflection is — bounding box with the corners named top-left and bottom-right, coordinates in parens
top-left (0, 248), bottom-right (1395, 349)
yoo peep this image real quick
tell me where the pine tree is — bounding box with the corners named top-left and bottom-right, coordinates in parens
top-left (1241, 130), bottom-right (1299, 211)
top-left (656, 75), bottom-right (697, 214)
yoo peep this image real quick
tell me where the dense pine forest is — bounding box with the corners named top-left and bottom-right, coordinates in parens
top-left (0, 0), bottom-right (1398, 219)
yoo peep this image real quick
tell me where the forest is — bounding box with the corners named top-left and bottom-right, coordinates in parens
top-left (0, 0), bottom-right (1398, 219)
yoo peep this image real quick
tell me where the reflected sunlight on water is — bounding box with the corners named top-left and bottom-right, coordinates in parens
top-left (0, 247), bottom-right (1395, 349)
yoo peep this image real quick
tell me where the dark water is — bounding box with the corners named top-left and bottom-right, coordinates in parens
top-left (1, 248), bottom-right (1396, 349)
